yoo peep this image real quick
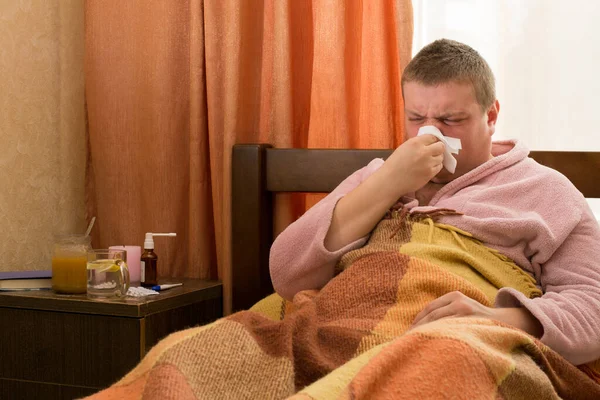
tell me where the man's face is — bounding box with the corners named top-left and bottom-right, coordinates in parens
top-left (403, 81), bottom-right (499, 183)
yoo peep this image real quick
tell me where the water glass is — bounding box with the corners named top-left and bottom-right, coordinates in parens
top-left (87, 249), bottom-right (130, 298)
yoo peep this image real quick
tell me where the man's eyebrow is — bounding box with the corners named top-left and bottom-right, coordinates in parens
top-left (437, 112), bottom-right (468, 119)
top-left (406, 110), bottom-right (469, 119)
top-left (406, 110), bottom-right (424, 117)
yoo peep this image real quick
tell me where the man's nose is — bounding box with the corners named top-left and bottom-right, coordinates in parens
top-left (420, 118), bottom-right (444, 132)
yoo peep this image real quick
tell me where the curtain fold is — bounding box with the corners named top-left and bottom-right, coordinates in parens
top-left (85, 0), bottom-right (413, 313)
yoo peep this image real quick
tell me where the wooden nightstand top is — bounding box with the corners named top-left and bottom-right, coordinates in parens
top-left (0, 278), bottom-right (222, 317)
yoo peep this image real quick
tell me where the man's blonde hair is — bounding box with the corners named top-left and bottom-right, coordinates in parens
top-left (402, 39), bottom-right (496, 111)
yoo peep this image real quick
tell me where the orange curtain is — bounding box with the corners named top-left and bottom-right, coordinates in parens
top-left (85, 0), bottom-right (413, 313)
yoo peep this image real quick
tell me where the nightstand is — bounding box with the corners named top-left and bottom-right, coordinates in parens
top-left (0, 278), bottom-right (222, 399)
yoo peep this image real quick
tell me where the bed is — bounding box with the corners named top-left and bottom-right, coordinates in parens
top-left (230, 144), bottom-right (600, 311)
top-left (89, 144), bottom-right (600, 399)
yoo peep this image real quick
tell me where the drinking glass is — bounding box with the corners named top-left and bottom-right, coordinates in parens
top-left (52, 234), bottom-right (92, 294)
top-left (86, 249), bottom-right (130, 298)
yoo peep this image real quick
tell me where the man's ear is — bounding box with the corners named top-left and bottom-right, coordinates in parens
top-left (487, 100), bottom-right (500, 135)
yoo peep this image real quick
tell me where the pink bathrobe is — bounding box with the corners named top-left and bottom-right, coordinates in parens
top-left (269, 139), bottom-right (600, 365)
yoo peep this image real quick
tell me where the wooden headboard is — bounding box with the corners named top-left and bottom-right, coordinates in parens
top-left (230, 144), bottom-right (600, 312)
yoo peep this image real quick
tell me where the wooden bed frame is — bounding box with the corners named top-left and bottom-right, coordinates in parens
top-left (231, 144), bottom-right (600, 312)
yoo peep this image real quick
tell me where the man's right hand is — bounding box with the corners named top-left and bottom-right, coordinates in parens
top-left (324, 134), bottom-right (445, 252)
top-left (381, 134), bottom-right (445, 196)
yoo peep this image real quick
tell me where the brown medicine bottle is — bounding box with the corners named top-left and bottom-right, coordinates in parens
top-left (140, 248), bottom-right (158, 287)
top-left (140, 232), bottom-right (176, 287)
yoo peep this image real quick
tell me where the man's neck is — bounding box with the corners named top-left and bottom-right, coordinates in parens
top-left (415, 181), bottom-right (446, 206)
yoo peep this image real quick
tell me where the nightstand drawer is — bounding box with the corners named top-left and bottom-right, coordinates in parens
top-left (0, 307), bottom-right (142, 388)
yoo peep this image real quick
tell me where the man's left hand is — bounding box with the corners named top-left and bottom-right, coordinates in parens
top-left (411, 291), bottom-right (544, 338)
top-left (411, 291), bottom-right (494, 328)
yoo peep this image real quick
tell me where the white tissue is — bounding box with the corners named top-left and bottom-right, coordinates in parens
top-left (127, 286), bottom-right (159, 297)
top-left (416, 125), bottom-right (462, 174)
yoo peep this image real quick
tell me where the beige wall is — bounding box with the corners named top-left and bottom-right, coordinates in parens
top-left (0, 1), bottom-right (86, 271)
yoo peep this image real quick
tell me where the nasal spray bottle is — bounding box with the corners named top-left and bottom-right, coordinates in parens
top-left (141, 233), bottom-right (176, 287)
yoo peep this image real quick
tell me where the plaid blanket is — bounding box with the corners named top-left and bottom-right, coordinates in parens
top-left (86, 209), bottom-right (600, 399)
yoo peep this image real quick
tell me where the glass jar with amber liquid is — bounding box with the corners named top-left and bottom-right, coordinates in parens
top-left (52, 234), bottom-right (92, 294)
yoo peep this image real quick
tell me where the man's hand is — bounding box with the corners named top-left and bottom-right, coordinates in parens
top-left (411, 291), bottom-right (494, 327)
top-left (324, 134), bottom-right (445, 252)
top-left (380, 134), bottom-right (445, 196)
top-left (411, 291), bottom-right (544, 338)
